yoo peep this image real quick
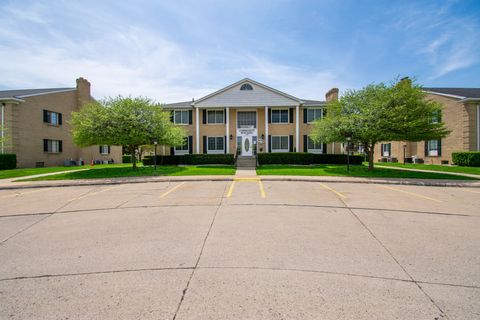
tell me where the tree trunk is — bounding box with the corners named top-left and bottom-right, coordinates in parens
top-left (130, 145), bottom-right (137, 170)
top-left (367, 145), bottom-right (374, 171)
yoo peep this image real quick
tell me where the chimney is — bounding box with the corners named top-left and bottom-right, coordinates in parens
top-left (76, 77), bottom-right (92, 108)
top-left (325, 88), bottom-right (339, 102)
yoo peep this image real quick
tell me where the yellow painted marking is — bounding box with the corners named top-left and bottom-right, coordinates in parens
top-left (319, 183), bottom-right (346, 199)
top-left (0, 188), bottom-right (50, 199)
top-left (258, 180), bottom-right (266, 198)
top-left (462, 189), bottom-right (480, 194)
top-left (226, 181), bottom-right (236, 198)
top-left (160, 182), bottom-right (186, 199)
top-left (379, 185), bottom-right (442, 203)
top-left (234, 177), bottom-right (260, 182)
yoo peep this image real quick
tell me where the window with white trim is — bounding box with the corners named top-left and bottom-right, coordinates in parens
top-left (174, 110), bottom-right (189, 125)
top-left (306, 108), bottom-right (323, 123)
top-left (207, 136), bottom-right (224, 153)
top-left (100, 145), bottom-right (110, 155)
top-left (207, 110), bottom-right (224, 124)
top-left (237, 111), bottom-right (256, 128)
top-left (381, 143), bottom-right (391, 157)
top-left (271, 109), bottom-right (289, 124)
top-left (271, 136), bottom-right (289, 152)
top-left (427, 140), bottom-right (439, 156)
top-left (43, 139), bottom-right (62, 153)
top-left (307, 136), bottom-right (323, 153)
top-left (43, 110), bottom-right (62, 125)
top-left (175, 137), bottom-right (189, 155)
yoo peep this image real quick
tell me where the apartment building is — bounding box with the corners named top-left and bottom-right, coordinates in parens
top-left (0, 78), bottom-right (122, 168)
top-left (163, 78), bottom-right (341, 157)
top-left (375, 88), bottom-right (480, 164)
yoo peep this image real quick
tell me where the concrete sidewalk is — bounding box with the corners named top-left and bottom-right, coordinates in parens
top-left (375, 164), bottom-right (480, 179)
top-left (0, 173), bottom-right (479, 190)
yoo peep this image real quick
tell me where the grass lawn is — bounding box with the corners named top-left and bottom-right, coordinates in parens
top-left (20, 164), bottom-right (236, 181)
top-left (0, 165), bottom-right (101, 180)
top-left (256, 164), bottom-right (478, 180)
top-left (374, 162), bottom-right (480, 175)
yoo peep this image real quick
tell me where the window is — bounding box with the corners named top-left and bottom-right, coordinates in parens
top-left (207, 110), bottom-right (224, 124)
top-left (207, 136), bottom-right (225, 153)
top-left (240, 83), bottom-right (253, 91)
top-left (307, 136), bottom-right (323, 153)
top-left (381, 143), bottom-right (391, 157)
top-left (175, 137), bottom-right (189, 155)
top-left (271, 109), bottom-right (289, 124)
top-left (237, 111), bottom-right (256, 128)
top-left (43, 110), bottom-right (62, 125)
top-left (306, 108), bottom-right (323, 123)
top-left (426, 139), bottom-right (440, 156)
top-left (100, 145), bottom-right (110, 155)
top-left (43, 139), bottom-right (62, 153)
top-left (174, 110), bottom-right (189, 125)
top-left (271, 136), bottom-right (289, 152)
top-left (431, 111), bottom-right (441, 124)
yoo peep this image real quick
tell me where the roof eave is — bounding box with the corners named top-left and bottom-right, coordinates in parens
top-left (0, 97), bottom-right (25, 104)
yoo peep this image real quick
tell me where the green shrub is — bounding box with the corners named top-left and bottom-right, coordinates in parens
top-left (257, 153), bottom-right (363, 165)
top-left (143, 154), bottom-right (235, 166)
top-left (452, 152), bottom-right (480, 167)
top-left (0, 154), bottom-right (16, 170)
top-left (122, 155), bottom-right (132, 163)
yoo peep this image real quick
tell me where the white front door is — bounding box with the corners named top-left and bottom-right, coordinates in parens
top-left (241, 134), bottom-right (253, 156)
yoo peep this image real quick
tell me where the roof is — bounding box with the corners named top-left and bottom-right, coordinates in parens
top-left (0, 87), bottom-right (75, 100)
top-left (423, 88), bottom-right (480, 100)
top-left (163, 101), bottom-right (193, 109)
top-left (302, 99), bottom-right (326, 106)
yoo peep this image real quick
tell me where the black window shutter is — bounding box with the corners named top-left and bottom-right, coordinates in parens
top-left (58, 140), bottom-right (63, 153)
top-left (58, 113), bottom-right (62, 125)
top-left (43, 110), bottom-right (48, 123)
top-left (188, 110), bottom-right (193, 125)
top-left (388, 143), bottom-right (391, 156)
top-left (203, 136), bottom-right (207, 154)
top-left (268, 109), bottom-right (271, 123)
top-left (380, 144), bottom-right (384, 156)
top-left (268, 135), bottom-right (272, 153)
top-left (188, 136), bottom-right (193, 154)
top-left (303, 135), bottom-right (308, 152)
top-left (170, 147), bottom-right (175, 155)
top-left (170, 111), bottom-right (174, 123)
top-left (43, 139), bottom-right (48, 152)
top-left (424, 141), bottom-right (428, 157)
top-left (289, 108), bottom-right (294, 123)
top-left (303, 109), bottom-right (307, 123)
top-left (323, 143), bottom-right (327, 154)
top-left (202, 110), bottom-right (206, 124)
top-left (438, 139), bottom-right (442, 156)
top-left (323, 108), bottom-right (327, 118)
top-left (108, 146), bottom-right (111, 154)
top-left (224, 109), bottom-right (227, 124)
top-left (99, 146), bottom-right (102, 154)
top-left (289, 135), bottom-right (294, 152)
top-left (224, 136), bottom-right (227, 154)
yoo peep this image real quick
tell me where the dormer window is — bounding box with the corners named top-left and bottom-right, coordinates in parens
top-left (240, 83), bottom-right (253, 91)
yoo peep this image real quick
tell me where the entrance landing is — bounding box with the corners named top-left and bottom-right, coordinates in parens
top-left (235, 168), bottom-right (257, 178)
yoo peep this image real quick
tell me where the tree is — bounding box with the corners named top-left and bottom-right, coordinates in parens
top-left (310, 79), bottom-right (450, 170)
top-left (71, 96), bottom-right (185, 169)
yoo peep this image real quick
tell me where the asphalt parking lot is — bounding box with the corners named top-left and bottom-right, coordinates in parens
top-left (0, 180), bottom-right (479, 319)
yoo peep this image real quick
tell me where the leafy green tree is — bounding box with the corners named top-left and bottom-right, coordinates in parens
top-left (71, 96), bottom-right (185, 169)
top-left (310, 79), bottom-right (450, 170)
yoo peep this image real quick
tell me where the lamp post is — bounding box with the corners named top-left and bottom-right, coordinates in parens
top-left (153, 140), bottom-right (158, 171)
top-left (346, 137), bottom-right (351, 173)
top-left (403, 144), bottom-right (407, 164)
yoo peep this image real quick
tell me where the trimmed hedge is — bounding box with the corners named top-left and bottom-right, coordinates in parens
top-left (122, 155), bottom-right (132, 163)
top-left (143, 154), bottom-right (235, 166)
top-left (0, 154), bottom-right (16, 170)
top-left (257, 153), bottom-right (364, 165)
top-left (452, 152), bottom-right (480, 167)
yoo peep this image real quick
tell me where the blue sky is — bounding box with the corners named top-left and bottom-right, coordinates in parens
top-left (0, 0), bottom-right (479, 102)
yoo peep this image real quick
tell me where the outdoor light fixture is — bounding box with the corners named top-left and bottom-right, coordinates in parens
top-left (261, 134), bottom-right (265, 140)
top-left (230, 134), bottom-right (233, 140)
top-left (153, 140), bottom-right (158, 171)
top-left (346, 135), bottom-right (352, 173)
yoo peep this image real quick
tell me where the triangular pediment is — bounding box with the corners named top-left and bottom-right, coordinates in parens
top-left (195, 78), bottom-right (302, 107)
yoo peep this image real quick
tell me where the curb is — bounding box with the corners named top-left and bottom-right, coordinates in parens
top-left (0, 175), bottom-right (479, 190)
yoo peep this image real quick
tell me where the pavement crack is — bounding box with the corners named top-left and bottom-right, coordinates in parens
top-left (0, 214), bottom-right (52, 245)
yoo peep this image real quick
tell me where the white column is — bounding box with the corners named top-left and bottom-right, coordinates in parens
top-left (1, 103), bottom-right (5, 154)
top-left (264, 106), bottom-right (269, 152)
top-left (195, 107), bottom-right (200, 154)
top-left (295, 105), bottom-right (300, 152)
top-left (225, 107), bottom-right (229, 153)
top-left (477, 104), bottom-right (480, 151)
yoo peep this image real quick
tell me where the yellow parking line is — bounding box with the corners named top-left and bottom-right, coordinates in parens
top-left (160, 182), bottom-right (186, 198)
top-left (0, 188), bottom-right (51, 199)
top-left (379, 185), bottom-right (442, 203)
top-left (319, 183), bottom-right (346, 199)
top-left (226, 181), bottom-right (236, 198)
top-left (234, 177), bottom-right (260, 182)
top-left (258, 180), bottom-right (266, 198)
top-left (462, 189), bottom-right (480, 194)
